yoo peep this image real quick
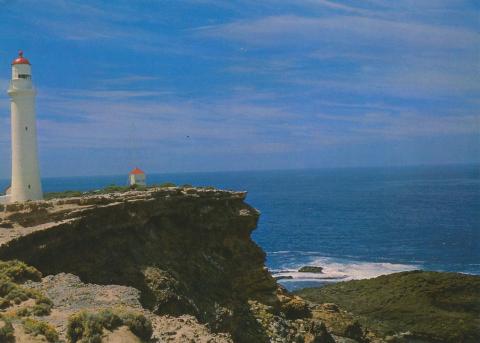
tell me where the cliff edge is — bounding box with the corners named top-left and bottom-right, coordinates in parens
top-left (0, 187), bottom-right (333, 342)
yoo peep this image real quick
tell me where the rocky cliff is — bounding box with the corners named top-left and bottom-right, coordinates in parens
top-left (0, 187), bottom-right (334, 342)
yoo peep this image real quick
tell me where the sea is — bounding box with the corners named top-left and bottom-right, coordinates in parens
top-left (1, 164), bottom-right (479, 291)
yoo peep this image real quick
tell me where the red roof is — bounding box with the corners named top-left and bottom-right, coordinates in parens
top-left (129, 167), bottom-right (145, 175)
top-left (12, 50), bottom-right (31, 65)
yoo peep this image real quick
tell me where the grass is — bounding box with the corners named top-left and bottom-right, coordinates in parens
top-left (296, 271), bottom-right (480, 343)
top-left (67, 308), bottom-right (153, 342)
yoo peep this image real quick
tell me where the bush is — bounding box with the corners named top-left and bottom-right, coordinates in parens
top-left (0, 260), bottom-right (42, 283)
top-left (67, 309), bottom-right (153, 342)
top-left (118, 311), bottom-right (153, 340)
top-left (67, 311), bottom-right (104, 343)
top-left (32, 297), bottom-right (53, 316)
top-left (16, 307), bottom-right (30, 317)
top-left (22, 318), bottom-right (59, 343)
top-left (5, 287), bottom-right (30, 304)
top-left (0, 261), bottom-right (53, 315)
top-left (0, 297), bottom-right (10, 309)
top-left (0, 316), bottom-right (14, 342)
top-left (98, 309), bottom-right (122, 330)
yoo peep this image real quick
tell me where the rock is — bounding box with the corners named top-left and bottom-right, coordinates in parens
top-left (274, 275), bottom-right (293, 280)
top-left (280, 296), bottom-right (311, 320)
top-left (298, 266), bottom-right (323, 273)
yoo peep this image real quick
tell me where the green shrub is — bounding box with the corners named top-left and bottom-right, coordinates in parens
top-left (5, 287), bottom-right (30, 304)
top-left (22, 318), bottom-right (59, 343)
top-left (67, 309), bottom-right (153, 342)
top-left (0, 278), bottom-right (15, 296)
top-left (0, 297), bottom-right (10, 309)
top-left (32, 299), bottom-right (53, 316)
top-left (0, 260), bottom-right (42, 283)
top-left (16, 307), bottom-right (30, 317)
top-left (98, 309), bottom-right (122, 330)
top-left (118, 311), bottom-right (153, 340)
top-left (67, 311), bottom-right (104, 343)
top-left (0, 261), bottom-right (52, 315)
top-left (0, 316), bottom-right (14, 342)
top-left (180, 184), bottom-right (193, 188)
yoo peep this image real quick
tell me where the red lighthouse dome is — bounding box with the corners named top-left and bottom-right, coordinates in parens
top-left (12, 51), bottom-right (31, 65)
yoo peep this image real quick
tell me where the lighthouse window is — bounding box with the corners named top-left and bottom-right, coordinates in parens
top-left (28, 185), bottom-right (31, 189)
top-left (25, 126), bottom-right (28, 131)
top-left (18, 74), bottom-right (31, 80)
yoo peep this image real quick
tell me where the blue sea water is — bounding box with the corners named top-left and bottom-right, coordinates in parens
top-left (1, 164), bottom-right (479, 290)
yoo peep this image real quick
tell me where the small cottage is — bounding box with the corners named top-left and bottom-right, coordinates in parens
top-left (129, 168), bottom-right (146, 187)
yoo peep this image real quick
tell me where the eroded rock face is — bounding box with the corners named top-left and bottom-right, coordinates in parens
top-left (0, 188), bottom-right (333, 342)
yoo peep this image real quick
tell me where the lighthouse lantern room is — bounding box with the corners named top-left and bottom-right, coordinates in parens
top-left (7, 51), bottom-right (43, 203)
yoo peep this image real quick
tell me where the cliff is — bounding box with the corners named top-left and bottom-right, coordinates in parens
top-left (0, 187), bottom-right (334, 342)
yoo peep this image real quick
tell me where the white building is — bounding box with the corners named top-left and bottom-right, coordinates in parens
top-left (129, 168), bottom-right (146, 187)
top-left (2, 51), bottom-right (43, 203)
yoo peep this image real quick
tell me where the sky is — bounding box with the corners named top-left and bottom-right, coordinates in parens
top-left (0, 0), bottom-right (479, 177)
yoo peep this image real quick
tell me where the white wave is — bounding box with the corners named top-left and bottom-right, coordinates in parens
top-left (272, 256), bottom-right (419, 282)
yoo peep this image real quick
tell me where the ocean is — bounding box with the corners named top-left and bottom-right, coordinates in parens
top-left (1, 164), bottom-right (479, 291)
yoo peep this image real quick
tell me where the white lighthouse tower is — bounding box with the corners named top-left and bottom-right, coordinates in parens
top-left (7, 51), bottom-right (43, 202)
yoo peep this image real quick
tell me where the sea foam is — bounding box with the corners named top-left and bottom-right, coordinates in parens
top-left (271, 255), bottom-right (418, 283)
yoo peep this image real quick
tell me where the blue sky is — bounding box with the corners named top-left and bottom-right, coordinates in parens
top-left (0, 0), bottom-right (479, 177)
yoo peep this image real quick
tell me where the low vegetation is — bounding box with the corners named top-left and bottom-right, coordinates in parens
top-left (67, 308), bottom-right (153, 342)
top-left (0, 260), bottom-right (52, 316)
top-left (0, 260), bottom-right (42, 283)
top-left (0, 315), bottom-right (14, 342)
top-left (296, 271), bottom-right (480, 343)
top-left (22, 318), bottom-right (59, 342)
top-left (44, 182), bottom-right (184, 199)
top-left (44, 190), bottom-right (84, 200)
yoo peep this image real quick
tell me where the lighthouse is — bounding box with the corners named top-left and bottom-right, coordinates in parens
top-left (7, 51), bottom-right (43, 202)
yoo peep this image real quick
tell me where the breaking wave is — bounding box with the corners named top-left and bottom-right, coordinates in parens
top-left (270, 254), bottom-right (419, 284)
